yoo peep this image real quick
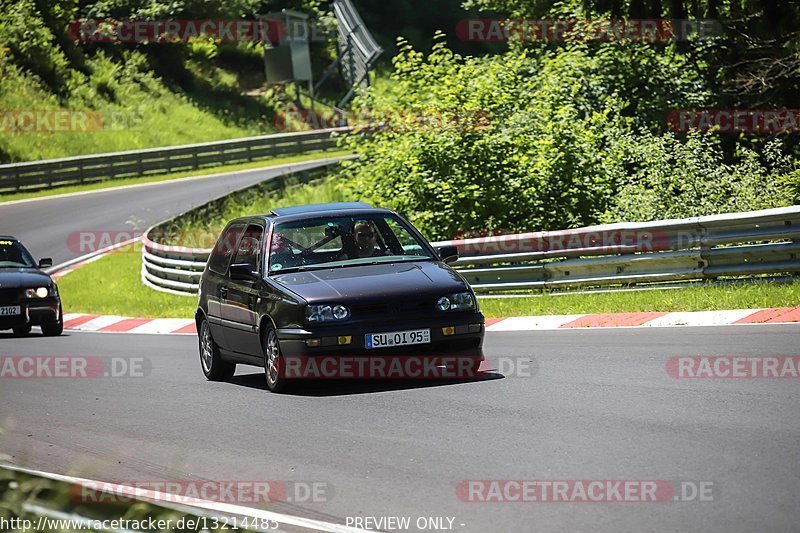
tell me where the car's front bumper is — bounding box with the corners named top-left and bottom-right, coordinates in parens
top-left (0, 297), bottom-right (61, 330)
top-left (276, 312), bottom-right (485, 359)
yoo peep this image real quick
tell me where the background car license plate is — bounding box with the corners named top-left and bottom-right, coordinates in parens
top-left (0, 306), bottom-right (21, 316)
top-left (366, 329), bottom-right (431, 349)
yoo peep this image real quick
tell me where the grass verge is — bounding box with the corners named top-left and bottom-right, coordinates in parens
top-left (0, 149), bottom-right (353, 203)
top-left (58, 243), bottom-right (197, 319)
top-left (58, 244), bottom-right (800, 319)
top-left (478, 281), bottom-right (800, 317)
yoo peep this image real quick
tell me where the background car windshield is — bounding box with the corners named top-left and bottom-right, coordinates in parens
top-left (269, 214), bottom-right (434, 272)
top-left (0, 240), bottom-right (36, 268)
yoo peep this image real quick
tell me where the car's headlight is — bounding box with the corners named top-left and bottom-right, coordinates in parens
top-left (306, 304), bottom-right (350, 322)
top-left (436, 292), bottom-right (476, 312)
top-left (25, 287), bottom-right (51, 298)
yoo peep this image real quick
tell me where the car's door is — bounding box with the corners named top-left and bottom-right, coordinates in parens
top-left (204, 222), bottom-right (245, 350)
top-left (222, 222), bottom-right (265, 357)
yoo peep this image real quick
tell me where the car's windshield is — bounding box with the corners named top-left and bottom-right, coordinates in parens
top-left (0, 239), bottom-right (36, 268)
top-left (268, 213), bottom-right (434, 273)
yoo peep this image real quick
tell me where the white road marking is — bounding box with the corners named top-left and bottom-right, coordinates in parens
top-left (127, 318), bottom-right (195, 334)
top-left (487, 315), bottom-right (584, 331)
top-left (74, 315), bottom-right (130, 332)
top-left (642, 309), bottom-right (757, 327)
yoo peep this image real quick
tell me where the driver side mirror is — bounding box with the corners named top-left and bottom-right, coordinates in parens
top-left (38, 258), bottom-right (53, 268)
top-left (229, 263), bottom-right (259, 281)
top-left (437, 245), bottom-right (459, 264)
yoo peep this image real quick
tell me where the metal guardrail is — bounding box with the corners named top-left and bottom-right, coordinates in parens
top-left (141, 205), bottom-right (800, 296)
top-left (0, 127), bottom-right (351, 193)
top-left (332, 0), bottom-right (382, 107)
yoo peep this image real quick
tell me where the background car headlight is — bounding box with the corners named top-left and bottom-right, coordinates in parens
top-left (306, 304), bottom-right (350, 322)
top-left (25, 287), bottom-right (50, 298)
top-left (436, 292), bottom-right (476, 312)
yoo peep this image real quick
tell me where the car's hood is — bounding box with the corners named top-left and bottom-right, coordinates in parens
top-left (0, 268), bottom-right (53, 288)
top-left (272, 260), bottom-right (468, 303)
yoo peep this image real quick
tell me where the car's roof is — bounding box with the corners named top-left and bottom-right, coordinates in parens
top-left (270, 202), bottom-right (374, 217)
top-left (229, 203), bottom-right (397, 226)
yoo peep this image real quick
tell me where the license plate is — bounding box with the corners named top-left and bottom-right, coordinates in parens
top-left (0, 306), bottom-right (21, 316)
top-left (365, 328), bottom-right (431, 349)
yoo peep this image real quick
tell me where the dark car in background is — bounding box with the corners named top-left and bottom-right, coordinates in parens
top-left (0, 237), bottom-right (63, 336)
top-left (195, 202), bottom-right (485, 392)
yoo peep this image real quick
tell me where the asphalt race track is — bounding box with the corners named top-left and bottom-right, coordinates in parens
top-left (1, 324), bottom-right (799, 532)
top-left (0, 157), bottom-right (346, 267)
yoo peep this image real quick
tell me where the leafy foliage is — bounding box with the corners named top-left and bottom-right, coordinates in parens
top-left (341, 34), bottom-right (797, 238)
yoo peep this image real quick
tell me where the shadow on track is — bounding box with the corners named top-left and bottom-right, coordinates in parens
top-left (228, 371), bottom-right (505, 396)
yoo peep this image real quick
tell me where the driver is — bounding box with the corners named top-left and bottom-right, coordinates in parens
top-left (351, 220), bottom-right (384, 258)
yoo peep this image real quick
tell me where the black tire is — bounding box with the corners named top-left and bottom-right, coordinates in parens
top-left (263, 328), bottom-right (291, 393)
top-left (41, 320), bottom-right (63, 336)
top-left (199, 318), bottom-right (235, 381)
top-left (41, 304), bottom-right (64, 336)
top-left (12, 325), bottom-right (32, 336)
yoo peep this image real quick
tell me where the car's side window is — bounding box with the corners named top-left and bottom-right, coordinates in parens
top-left (232, 224), bottom-right (264, 274)
top-left (384, 216), bottom-right (427, 256)
top-left (208, 223), bottom-right (245, 275)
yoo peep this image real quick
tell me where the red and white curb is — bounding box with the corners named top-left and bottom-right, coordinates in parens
top-left (63, 307), bottom-right (800, 335)
top-left (63, 313), bottom-right (196, 335)
top-left (486, 307), bottom-right (800, 330)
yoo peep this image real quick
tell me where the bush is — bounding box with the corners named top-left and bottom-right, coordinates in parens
top-left (0, 0), bottom-right (71, 92)
top-left (340, 36), bottom-right (637, 239)
top-left (601, 134), bottom-right (797, 222)
top-left (341, 36), bottom-right (798, 238)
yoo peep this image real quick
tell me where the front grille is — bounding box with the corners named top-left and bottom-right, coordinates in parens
top-left (0, 288), bottom-right (20, 304)
top-left (350, 299), bottom-right (432, 318)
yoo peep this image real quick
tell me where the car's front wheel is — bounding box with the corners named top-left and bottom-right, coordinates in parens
top-left (263, 328), bottom-right (291, 393)
top-left (41, 306), bottom-right (64, 337)
top-left (199, 318), bottom-right (235, 381)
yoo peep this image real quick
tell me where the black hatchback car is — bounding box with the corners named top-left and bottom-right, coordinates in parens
top-left (0, 236), bottom-right (63, 336)
top-left (196, 203), bottom-right (485, 392)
